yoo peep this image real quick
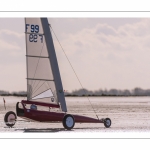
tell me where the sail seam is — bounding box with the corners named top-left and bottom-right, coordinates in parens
top-left (25, 32), bottom-right (44, 35)
top-left (27, 78), bottom-right (54, 81)
top-left (26, 55), bottom-right (49, 58)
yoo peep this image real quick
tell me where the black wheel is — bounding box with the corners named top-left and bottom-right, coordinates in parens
top-left (63, 114), bottom-right (75, 130)
top-left (4, 111), bottom-right (17, 127)
top-left (104, 118), bottom-right (111, 128)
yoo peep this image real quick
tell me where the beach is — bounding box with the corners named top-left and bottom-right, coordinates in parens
top-left (0, 96), bottom-right (150, 133)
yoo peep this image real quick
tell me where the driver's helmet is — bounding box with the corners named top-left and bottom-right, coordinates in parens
top-left (30, 104), bottom-right (37, 110)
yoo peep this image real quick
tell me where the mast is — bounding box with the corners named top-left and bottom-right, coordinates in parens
top-left (41, 18), bottom-right (67, 112)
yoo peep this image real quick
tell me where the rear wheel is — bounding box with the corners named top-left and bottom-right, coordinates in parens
top-left (63, 114), bottom-right (75, 130)
top-left (4, 111), bottom-right (16, 127)
top-left (104, 118), bottom-right (111, 128)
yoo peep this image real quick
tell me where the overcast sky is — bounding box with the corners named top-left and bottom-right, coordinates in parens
top-left (1, 18), bottom-right (150, 92)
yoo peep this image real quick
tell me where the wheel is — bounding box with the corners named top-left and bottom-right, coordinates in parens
top-left (63, 114), bottom-right (75, 130)
top-left (4, 111), bottom-right (17, 127)
top-left (104, 118), bottom-right (111, 128)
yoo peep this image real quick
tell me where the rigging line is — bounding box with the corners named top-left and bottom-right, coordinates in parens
top-left (30, 79), bottom-right (53, 95)
top-left (50, 25), bottom-right (100, 120)
top-left (28, 41), bottom-right (45, 97)
top-left (32, 88), bottom-right (51, 99)
top-left (30, 78), bottom-right (53, 95)
top-left (31, 81), bottom-right (46, 97)
top-left (31, 81), bottom-right (43, 96)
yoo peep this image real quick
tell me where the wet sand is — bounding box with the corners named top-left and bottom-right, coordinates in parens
top-left (0, 96), bottom-right (150, 133)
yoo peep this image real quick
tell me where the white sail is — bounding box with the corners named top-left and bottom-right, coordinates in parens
top-left (25, 18), bottom-right (67, 112)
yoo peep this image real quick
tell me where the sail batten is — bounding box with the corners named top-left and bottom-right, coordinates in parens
top-left (25, 32), bottom-right (44, 35)
top-left (25, 18), bottom-right (67, 112)
top-left (27, 78), bottom-right (54, 81)
top-left (26, 55), bottom-right (49, 58)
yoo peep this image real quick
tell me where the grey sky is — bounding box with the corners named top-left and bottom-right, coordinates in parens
top-left (0, 18), bottom-right (150, 92)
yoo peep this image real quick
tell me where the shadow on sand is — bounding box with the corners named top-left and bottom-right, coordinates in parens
top-left (14, 127), bottom-right (102, 133)
top-left (14, 128), bottom-right (67, 133)
top-left (4, 126), bottom-right (68, 132)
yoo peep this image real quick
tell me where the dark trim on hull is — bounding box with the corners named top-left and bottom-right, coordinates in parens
top-left (16, 102), bottom-right (24, 116)
top-left (22, 100), bottom-right (60, 108)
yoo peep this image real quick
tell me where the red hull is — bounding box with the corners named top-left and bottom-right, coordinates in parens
top-left (16, 100), bottom-right (104, 123)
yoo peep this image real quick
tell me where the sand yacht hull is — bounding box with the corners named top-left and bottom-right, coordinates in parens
top-left (16, 100), bottom-right (104, 123)
top-left (4, 100), bottom-right (111, 129)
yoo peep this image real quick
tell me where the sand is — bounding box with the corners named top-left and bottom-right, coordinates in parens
top-left (0, 96), bottom-right (150, 133)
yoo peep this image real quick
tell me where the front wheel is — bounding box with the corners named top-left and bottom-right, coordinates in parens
top-left (4, 111), bottom-right (17, 127)
top-left (104, 118), bottom-right (111, 128)
top-left (63, 114), bottom-right (75, 130)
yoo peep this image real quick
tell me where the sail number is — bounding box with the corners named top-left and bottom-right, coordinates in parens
top-left (26, 24), bottom-right (43, 43)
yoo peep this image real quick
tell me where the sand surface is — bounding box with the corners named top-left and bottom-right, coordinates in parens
top-left (0, 96), bottom-right (150, 133)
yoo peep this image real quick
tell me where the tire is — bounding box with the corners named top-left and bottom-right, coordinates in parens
top-left (63, 114), bottom-right (75, 130)
top-left (104, 118), bottom-right (111, 128)
top-left (4, 111), bottom-right (17, 127)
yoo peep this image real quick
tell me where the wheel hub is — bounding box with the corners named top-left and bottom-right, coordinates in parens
top-left (105, 119), bottom-right (111, 126)
top-left (8, 114), bottom-right (15, 123)
top-left (66, 116), bottom-right (74, 127)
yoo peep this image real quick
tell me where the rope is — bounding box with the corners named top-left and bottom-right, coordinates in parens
top-left (50, 25), bottom-right (100, 120)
